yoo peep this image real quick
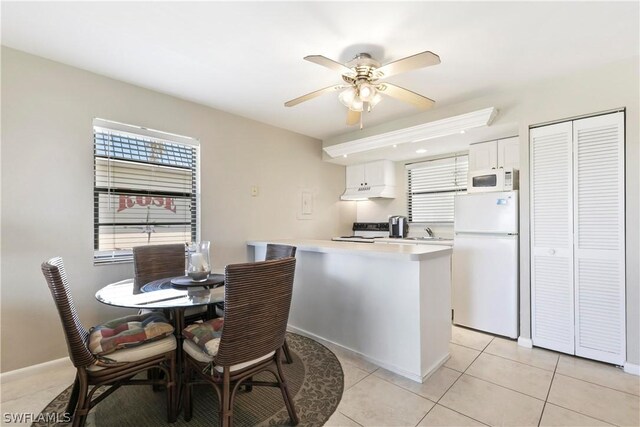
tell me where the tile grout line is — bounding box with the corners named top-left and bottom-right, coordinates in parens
top-left (342, 366), bottom-right (437, 427)
top-left (336, 410), bottom-right (364, 427)
top-left (450, 341), bottom-right (492, 353)
top-left (387, 333), bottom-right (496, 427)
top-left (482, 349), bottom-right (558, 372)
top-left (537, 350), bottom-right (560, 427)
top-left (450, 335), bottom-right (553, 403)
top-left (552, 371), bottom-right (640, 398)
top-left (541, 402), bottom-right (620, 427)
top-left (461, 371), bottom-right (547, 402)
top-left (343, 361), bottom-right (378, 391)
top-left (547, 360), bottom-right (637, 426)
top-left (544, 375), bottom-right (631, 427)
top-left (372, 371), bottom-right (438, 404)
top-left (420, 336), bottom-right (495, 427)
top-left (485, 344), bottom-right (639, 397)
top-left (331, 359), bottom-right (373, 426)
top-left (457, 340), bottom-right (556, 401)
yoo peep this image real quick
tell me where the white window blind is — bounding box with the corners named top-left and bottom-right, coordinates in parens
top-left (406, 155), bottom-right (468, 223)
top-left (93, 120), bottom-right (199, 264)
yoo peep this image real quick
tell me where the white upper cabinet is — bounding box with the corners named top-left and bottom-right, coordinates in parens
top-left (469, 137), bottom-right (520, 172)
top-left (468, 140), bottom-right (498, 171)
top-left (498, 137), bottom-right (520, 169)
top-left (346, 160), bottom-right (394, 188)
top-left (346, 163), bottom-right (366, 188)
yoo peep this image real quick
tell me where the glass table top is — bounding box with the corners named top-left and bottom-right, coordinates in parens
top-left (95, 275), bottom-right (225, 310)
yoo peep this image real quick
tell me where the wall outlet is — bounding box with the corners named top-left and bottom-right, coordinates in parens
top-left (251, 185), bottom-right (259, 197)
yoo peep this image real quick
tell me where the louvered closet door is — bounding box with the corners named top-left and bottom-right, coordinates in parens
top-left (530, 122), bottom-right (575, 354)
top-left (573, 112), bottom-right (625, 365)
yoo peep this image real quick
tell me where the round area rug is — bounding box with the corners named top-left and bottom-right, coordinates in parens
top-left (35, 333), bottom-right (343, 427)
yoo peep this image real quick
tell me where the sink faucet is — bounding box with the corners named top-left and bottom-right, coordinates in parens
top-left (425, 227), bottom-right (434, 237)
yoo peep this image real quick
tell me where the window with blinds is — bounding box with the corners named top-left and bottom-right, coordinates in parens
top-left (93, 119), bottom-right (199, 264)
top-left (406, 155), bottom-right (468, 223)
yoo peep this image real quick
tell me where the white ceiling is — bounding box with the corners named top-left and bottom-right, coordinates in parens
top-left (2, 1), bottom-right (638, 142)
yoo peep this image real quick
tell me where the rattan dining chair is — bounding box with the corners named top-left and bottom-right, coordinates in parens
top-left (183, 257), bottom-right (299, 427)
top-left (133, 243), bottom-right (187, 292)
top-left (133, 243), bottom-right (210, 321)
top-left (41, 257), bottom-right (177, 427)
top-left (215, 244), bottom-right (297, 363)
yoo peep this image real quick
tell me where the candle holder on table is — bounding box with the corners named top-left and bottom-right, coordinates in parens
top-left (187, 241), bottom-right (211, 282)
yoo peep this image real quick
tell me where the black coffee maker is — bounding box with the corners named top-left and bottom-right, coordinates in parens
top-left (388, 216), bottom-right (409, 238)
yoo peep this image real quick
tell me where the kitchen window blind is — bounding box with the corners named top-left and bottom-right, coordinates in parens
top-left (93, 119), bottom-right (200, 264)
top-left (406, 155), bottom-right (468, 223)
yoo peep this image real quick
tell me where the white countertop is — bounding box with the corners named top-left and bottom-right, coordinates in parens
top-left (247, 239), bottom-right (452, 261)
top-left (375, 237), bottom-right (454, 246)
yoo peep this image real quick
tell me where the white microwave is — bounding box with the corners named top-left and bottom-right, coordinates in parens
top-left (468, 168), bottom-right (519, 193)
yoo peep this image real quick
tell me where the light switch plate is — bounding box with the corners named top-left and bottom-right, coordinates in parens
top-left (302, 191), bottom-right (313, 214)
top-left (297, 189), bottom-right (314, 220)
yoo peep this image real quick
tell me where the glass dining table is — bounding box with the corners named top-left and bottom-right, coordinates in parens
top-left (95, 272), bottom-right (225, 364)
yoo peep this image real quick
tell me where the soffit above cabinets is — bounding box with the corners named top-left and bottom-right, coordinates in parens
top-left (323, 107), bottom-right (519, 165)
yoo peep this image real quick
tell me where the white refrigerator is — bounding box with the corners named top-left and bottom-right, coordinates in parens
top-left (452, 190), bottom-right (519, 338)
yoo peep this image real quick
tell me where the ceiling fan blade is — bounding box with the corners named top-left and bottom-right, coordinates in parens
top-left (284, 85), bottom-right (348, 107)
top-left (374, 51), bottom-right (441, 79)
top-left (346, 109), bottom-right (361, 126)
top-left (304, 55), bottom-right (355, 76)
top-left (377, 83), bottom-right (435, 110)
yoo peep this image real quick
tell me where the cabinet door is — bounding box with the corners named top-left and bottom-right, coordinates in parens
top-left (530, 122), bottom-right (575, 354)
top-left (469, 141), bottom-right (498, 171)
top-left (364, 160), bottom-right (393, 186)
top-left (498, 137), bottom-right (520, 169)
top-left (573, 112), bottom-right (625, 365)
top-left (346, 164), bottom-right (365, 188)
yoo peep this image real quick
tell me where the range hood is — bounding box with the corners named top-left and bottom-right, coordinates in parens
top-left (341, 184), bottom-right (396, 201)
top-left (341, 160), bottom-right (396, 200)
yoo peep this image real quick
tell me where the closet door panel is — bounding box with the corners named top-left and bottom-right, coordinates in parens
top-left (573, 112), bottom-right (625, 364)
top-left (530, 122), bottom-right (574, 354)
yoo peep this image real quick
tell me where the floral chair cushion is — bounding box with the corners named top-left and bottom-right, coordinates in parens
top-left (88, 312), bottom-right (174, 356)
top-left (182, 318), bottom-right (224, 357)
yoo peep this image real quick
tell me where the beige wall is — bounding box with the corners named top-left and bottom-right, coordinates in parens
top-left (326, 57), bottom-right (640, 365)
top-left (0, 47), bottom-right (355, 372)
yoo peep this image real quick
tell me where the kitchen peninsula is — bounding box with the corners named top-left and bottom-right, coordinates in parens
top-left (247, 240), bottom-right (452, 383)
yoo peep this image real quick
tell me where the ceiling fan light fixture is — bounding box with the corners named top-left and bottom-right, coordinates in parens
top-left (359, 83), bottom-right (376, 102)
top-left (338, 87), bottom-right (356, 108)
top-left (350, 98), bottom-right (364, 112)
top-left (286, 50), bottom-right (442, 128)
top-left (368, 93), bottom-right (383, 109)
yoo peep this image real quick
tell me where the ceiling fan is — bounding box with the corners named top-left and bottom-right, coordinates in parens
top-left (284, 50), bottom-right (441, 127)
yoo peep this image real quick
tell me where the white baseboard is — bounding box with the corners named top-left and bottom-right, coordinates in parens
top-left (0, 357), bottom-right (72, 384)
top-left (421, 353), bottom-right (449, 382)
top-left (517, 336), bottom-right (533, 348)
top-left (287, 325), bottom-right (427, 383)
top-left (624, 362), bottom-right (640, 376)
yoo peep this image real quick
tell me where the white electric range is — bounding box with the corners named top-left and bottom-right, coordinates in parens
top-left (332, 222), bottom-right (390, 243)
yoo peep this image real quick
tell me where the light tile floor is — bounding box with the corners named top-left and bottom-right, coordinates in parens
top-left (325, 326), bottom-right (640, 427)
top-left (2, 326), bottom-right (639, 426)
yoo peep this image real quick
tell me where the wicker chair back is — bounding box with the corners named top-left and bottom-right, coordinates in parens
top-left (265, 244), bottom-right (297, 260)
top-left (133, 244), bottom-right (185, 290)
top-left (41, 257), bottom-right (96, 368)
top-left (215, 257), bottom-right (296, 367)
